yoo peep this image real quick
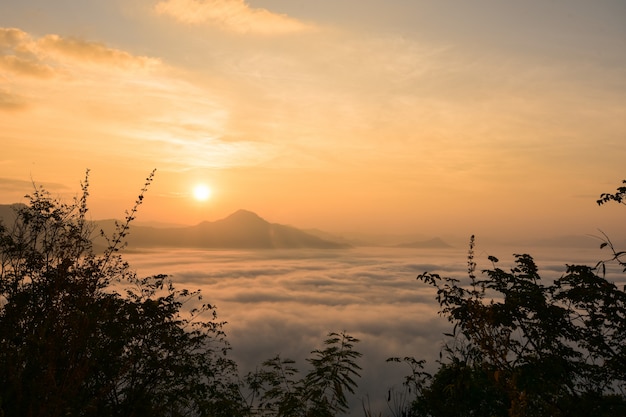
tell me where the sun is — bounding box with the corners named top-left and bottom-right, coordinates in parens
top-left (192, 184), bottom-right (212, 201)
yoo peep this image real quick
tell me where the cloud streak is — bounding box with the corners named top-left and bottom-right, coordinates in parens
top-left (0, 89), bottom-right (27, 111)
top-left (0, 28), bottom-right (158, 78)
top-left (0, 28), bottom-right (54, 78)
top-left (154, 0), bottom-right (314, 34)
top-left (38, 34), bottom-right (159, 69)
top-left (0, 27), bottom-right (278, 184)
top-left (0, 177), bottom-right (68, 193)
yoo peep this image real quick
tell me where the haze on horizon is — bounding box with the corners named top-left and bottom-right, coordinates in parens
top-left (1, 1), bottom-right (625, 241)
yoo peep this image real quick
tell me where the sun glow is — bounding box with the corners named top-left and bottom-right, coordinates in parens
top-left (192, 184), bottom-right (212, 201)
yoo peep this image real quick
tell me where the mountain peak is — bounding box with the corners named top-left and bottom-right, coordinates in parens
top-left (223, 209), bottom-right (266, 224)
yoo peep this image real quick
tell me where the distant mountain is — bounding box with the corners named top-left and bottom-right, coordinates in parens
top-left (0, 205), bottom-right (349, 249)
top-left (393, 237), bottom-right (453, 249)
top-left (113, 209), bottom-right (350, 249)
top-left (304, 228), bottom-right (354, 246)
top-left (0, 204), bottom-right (21, 221)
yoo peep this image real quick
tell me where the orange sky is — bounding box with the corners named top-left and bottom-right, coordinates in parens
top-left (1, 1), bottom-right (625, 240)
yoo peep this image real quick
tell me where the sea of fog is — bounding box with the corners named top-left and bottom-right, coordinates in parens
top-left (124, 244), bottom-right (623, 416)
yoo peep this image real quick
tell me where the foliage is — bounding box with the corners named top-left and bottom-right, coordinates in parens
top-left (406, 179), bottom-right (626, 417)
top-left (413, 360), bottom-right (509, 417)
top-left (597, 179), bottom-right (626, 206)
top-left (244, 331), bottom-right (362, 417)
top-left (0, 170), bottom-right (244, 417)
top-left (383, 357), bottom-right (431, 417)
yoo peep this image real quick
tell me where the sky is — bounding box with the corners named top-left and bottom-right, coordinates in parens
top-left (1, 0), bottom-right (625, 240)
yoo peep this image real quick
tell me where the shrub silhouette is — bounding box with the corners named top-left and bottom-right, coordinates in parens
top-left (397, 180), bottom-right (626, 417)
top-left (0, 170), bottom-right (244, 417)
top-left (413, 246), bottom-right (626, 416)
top-left (244, 331), bottom-right (362, 416)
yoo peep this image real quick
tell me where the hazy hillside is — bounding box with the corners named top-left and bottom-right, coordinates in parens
top-left (3, 203), bottom-right (621, 250)
top-left (393, 237), bottom-right (453, 249)
top-left (0, 204), bottom-right (22, 225)
top-left (304, 228), bottom-right (354, 246)
top-left (100, 209), bottom-right (350, 249)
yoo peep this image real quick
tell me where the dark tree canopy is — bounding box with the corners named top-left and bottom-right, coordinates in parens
top-left (0, 171), bottom-right (244, 417)
top-left (400, 179), bottom-right (626, 417)
top-left (413, 240), bottom-right (626, 417)
top-left (597, 179), bottom-right (626, 206)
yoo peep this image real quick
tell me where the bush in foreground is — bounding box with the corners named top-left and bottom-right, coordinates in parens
top-left (392, 180), bottom-right (626, 417)
top-left (0, 171), bottom-right (243, 417)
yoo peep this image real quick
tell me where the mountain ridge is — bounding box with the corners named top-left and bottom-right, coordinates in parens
top-left (0, 204), bottom-right (347, 249)
top-left (100, 209), bottom-right (349, 249)
top-left (2, 204), bottom-right (621, 250)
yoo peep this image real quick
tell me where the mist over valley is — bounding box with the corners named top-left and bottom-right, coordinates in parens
top-left (123, 243), bottom-right (622, 414)
top-left (1, 203), bottom-right (624, 414)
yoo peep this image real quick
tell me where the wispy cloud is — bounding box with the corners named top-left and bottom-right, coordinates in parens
top-left (0, 28), bottom-right (54, 78)
top-left (0, 89), bottom-right (27, 111)
top-left (0, 177), bottom-right (34, 192)
top-left (0, 54), bottom-right (54, 78)
top-left (38, 34), bottom-right (160, 69)
top-left (0, 27), bottom-right (273, 174)
top-left (0, 177), bottom-right (68, 193)
top-left (154, 0), bottom-right (314, 34)
top-left (0, 28), bottom-right (158, 78)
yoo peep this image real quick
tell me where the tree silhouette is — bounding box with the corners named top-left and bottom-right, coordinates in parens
top-left (0, 170), bottom-right (244, 417)
top-left (403, 180), bottom-right (626, 417)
